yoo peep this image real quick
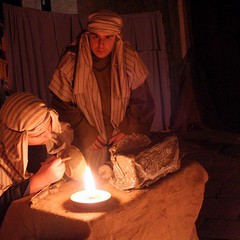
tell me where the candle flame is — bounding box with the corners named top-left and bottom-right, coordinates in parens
top-left (84, 166), bottom-right (96, 192)
top-left (70, 165), bottom-right (111, 204)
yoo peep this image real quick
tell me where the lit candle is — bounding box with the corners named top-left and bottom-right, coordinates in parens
top-left (70, 165), bottom-right (111, 205)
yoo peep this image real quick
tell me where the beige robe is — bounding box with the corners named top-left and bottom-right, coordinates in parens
top-left (49, 38), bottom-right (155, 171)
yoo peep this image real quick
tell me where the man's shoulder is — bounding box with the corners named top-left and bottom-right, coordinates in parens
top-left (123, 41), bottom-right (135, 53)
top-left (123, 41), bottom-right (137, 62)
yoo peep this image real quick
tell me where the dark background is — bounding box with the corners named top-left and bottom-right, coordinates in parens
top-left (1, 0), bottom-right (240, 132)
top-left (189, 0), bottom-right (240, 132)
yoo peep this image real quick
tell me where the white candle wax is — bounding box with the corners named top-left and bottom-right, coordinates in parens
top-left (70, 189), bottom-right (111, 204)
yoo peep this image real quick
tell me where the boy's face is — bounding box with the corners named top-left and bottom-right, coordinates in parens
top-left (27, 120), bottom-right (52, 146)
top-left (89, 32), bottom-right (116, 58)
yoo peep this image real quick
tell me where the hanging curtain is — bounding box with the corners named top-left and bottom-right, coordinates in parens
top-left (3, 4), bottom-right (171, 131)
top-left (121, 12), bottom-right (171, 131)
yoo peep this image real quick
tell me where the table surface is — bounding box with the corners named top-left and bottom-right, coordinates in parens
top-left (0, 160), bottom-right (208, 240)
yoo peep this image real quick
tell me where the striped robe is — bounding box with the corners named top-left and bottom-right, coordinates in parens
top-left (49, 36), bottom-right (155, 171)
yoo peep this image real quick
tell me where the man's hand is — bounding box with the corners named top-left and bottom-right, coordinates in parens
top-left (108, 132), bottom-right (126, 145)
top-left (90, 133), bottom-right (126, 151)
top-left (90, 135), bottom-right (108, 151)
top-left (29, 157), bottom-right (65, 194)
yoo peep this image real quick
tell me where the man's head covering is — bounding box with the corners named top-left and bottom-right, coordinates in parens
top-left (87, 9), bottom-right (123, 35)
top-left (0, 92), bottom-right (61, 187)
top-left (74, 9), bottom-right (125, 98)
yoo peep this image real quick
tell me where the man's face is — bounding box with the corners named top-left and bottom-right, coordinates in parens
top-left (28, 120), bottom-right (53, 146)
top-left (89, 32), bottom-right (116, 58)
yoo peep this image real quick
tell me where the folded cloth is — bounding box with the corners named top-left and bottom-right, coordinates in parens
top-left (29, 178), bottom-right (66, 206)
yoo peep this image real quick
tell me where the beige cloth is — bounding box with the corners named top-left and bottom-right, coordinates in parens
top-left (87, 9), bottom-right (123, 35)
top-left (0, 160), bottom-right (208, 240)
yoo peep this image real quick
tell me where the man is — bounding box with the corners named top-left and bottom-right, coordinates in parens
top-left (49, 9), bottom-right (155, 171)
top-left (0, 92), bottom-right (86, 225)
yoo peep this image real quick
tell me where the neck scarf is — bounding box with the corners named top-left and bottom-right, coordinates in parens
top-left (73, 10), bottom-right (129, 139)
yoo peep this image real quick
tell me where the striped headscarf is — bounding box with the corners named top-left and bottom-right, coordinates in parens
top-left (87, 9), bottom-right (123, 35)
top-left (74, 10), bottom-right (128, 139)
top-left (74, 9), bottom-right (125, 96)
top-left (0, 92), bottom-right (61, 195)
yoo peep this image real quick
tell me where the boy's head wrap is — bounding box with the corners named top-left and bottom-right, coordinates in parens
top-left (0, 92), bottom-right (61, 182)
top-left (87, 9), bottom-right (123, 35)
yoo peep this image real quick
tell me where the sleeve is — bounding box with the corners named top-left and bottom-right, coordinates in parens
top-left (0, 179), bottom-right (30, 226)
top-left (124, 42), bottom-right (149, 90)
top-left (51, 94), bottom-right (99, 150)
top-left (118, 81), bottom-right (155, 135)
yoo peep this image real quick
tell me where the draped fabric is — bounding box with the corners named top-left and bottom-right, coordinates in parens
top-left (3, 4), bottom-right (171, 131)
top-left (3, 4), bottom-right (83, 105)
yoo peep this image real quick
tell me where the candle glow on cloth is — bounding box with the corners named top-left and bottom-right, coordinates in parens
top-left (70, 166), bottom-right (111, 205)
